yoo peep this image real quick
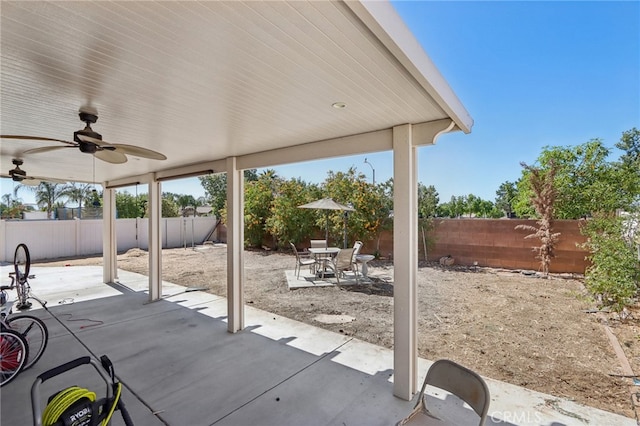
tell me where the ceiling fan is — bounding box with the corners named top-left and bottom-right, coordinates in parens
top-left (1, 108), bottom-right (167, 164)
top-left (2, 159), bottom-right (67, 186)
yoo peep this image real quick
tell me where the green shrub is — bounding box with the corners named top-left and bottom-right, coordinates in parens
top-left (581, 214), bottom-right (640, 312)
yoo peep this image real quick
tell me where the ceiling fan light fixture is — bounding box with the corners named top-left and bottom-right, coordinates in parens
top-left (9, 159), bottom-right (26, 180)
top-left (10, 168), bottom-right (26, 177)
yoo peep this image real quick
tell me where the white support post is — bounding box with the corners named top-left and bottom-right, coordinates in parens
top-left (393, 124), bottom-right (418, 400)
top-left (148, 180), bottom-right (162, 301)
top-left (226, 157), bottom-right (245, 333)
top-left (102, 188), bottom-right (118, 283)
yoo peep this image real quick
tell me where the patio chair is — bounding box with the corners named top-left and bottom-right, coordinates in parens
top-left (290, 242), bottom-right (317, 279)
top-left (325, 247), bottom-right (358, 284)
top-left (396, 359), bottom-right (490, 426)
top-left (310, 239), bottom-right (328, 248)
top-left (352, 240), bottom-right (363, 257)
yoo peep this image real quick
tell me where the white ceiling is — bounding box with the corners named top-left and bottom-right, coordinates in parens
top-left (0, 1), bottom-right (472, 187)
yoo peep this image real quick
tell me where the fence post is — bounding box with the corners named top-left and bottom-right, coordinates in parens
top-left (75, 218), bottom-right (81, 257)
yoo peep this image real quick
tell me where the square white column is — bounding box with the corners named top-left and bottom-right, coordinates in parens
top-left (393, 123), bottom-right (418, 400)
top-left (227, 157), bottom-right (245, 332)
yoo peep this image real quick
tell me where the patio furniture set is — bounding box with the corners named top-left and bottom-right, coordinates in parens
top-left (290, 240), bottom-right (374, 283)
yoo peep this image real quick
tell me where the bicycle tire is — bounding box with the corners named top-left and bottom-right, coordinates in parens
top-left (6, 314), bottom-right (48, 370)
top-left (14, 243), bottom-right (30, 279)
top-left (0, 328), bottom-right (28, 386)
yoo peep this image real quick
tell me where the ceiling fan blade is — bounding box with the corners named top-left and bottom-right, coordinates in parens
top-left (109, 144), bottom-right (167, 160)
top-left (76, 134), bottom-right (106, 145)
top-left (31, 176), bottom-right (68, 184)
top-left (23, 178), bottom-right (41, 186)
top-left (94, 149), bottom-right (127, 164)
top-left (77, 134), bottom-right (166, 160)
top-left (1, 135), bottom-right (76, 145)
top-left (23, 145), bottom-right (76, 155)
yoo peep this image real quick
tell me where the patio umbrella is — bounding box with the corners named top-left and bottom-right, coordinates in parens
top-left (298, 198), bottom-right (355, 244)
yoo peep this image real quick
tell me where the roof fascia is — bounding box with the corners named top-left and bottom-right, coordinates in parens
top-left (105, 119), bottom-right (459, 185)
top-left (237, 128), bottom-right (392, 171)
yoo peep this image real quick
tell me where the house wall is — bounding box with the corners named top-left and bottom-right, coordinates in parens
top-left (0, 217), bottom-right (218, 262)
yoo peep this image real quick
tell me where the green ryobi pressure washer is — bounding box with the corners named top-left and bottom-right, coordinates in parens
top-left (31, 355), bottom-right (133, 426)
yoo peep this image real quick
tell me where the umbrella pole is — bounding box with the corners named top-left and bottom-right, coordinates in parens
top-left (325, 212), bottom-right (329, 246)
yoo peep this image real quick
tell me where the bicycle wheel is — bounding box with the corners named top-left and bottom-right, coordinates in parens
top-left (14, 243), bottom-right (30, 278)
top-left (6, 314), bottom-right (48, 370)
top-left (0, 328), bottom-right (28, 386)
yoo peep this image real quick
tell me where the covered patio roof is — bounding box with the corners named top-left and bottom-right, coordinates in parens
top-left (0, 0), bottom-right (471, 183)
top-left (1, 0), bottom-right (473, 401)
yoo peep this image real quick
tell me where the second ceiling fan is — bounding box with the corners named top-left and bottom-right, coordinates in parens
top-left (2, 159), bottom-right (67, 186)
top-left (1, 108), bottom-right (167, 164)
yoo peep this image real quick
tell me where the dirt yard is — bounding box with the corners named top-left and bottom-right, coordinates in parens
top-left (39, 245), bottom-right (639, 419)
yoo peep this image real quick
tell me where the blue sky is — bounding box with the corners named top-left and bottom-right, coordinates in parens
top-left (166, 0), bottom-right (639, 203)
top-left (6, 1), bottom-right (639, 206)
top-left (388, 0), bottom-right (640, 202)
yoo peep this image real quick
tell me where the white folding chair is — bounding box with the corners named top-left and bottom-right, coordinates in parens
top-left (396, 359), bottom-right (490, 426)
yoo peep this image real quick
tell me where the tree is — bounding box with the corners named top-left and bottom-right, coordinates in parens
top-left (177, 194), bottom-right (198, 216)
top-left (265, 178), bottom-right (320, 249)
top-left (616, 127), bottom-right (640, 171)
top-left (62, 182), bottom-right (96, 219)
top-left (479, 199), bottom-right (502, 218)
top-left (88, 189), bottom-right (102, 208)
top-left (161, 195), bottom-right (180, 217)
top-left (615, 127), bottom-right (640, 206)
top-left (495, 181), bottom-right (518, 217)
top-left (0, 193), bottom-right (28, 219)
top-left (15, 182), bottom-right (67, 219)
top-left (515, 161), bottom-right (561, 277)
top-left (466, 194), bottom-right (483, 217)
top-left (199, 174), bottom-right (227, 218)
top-left (322, 168), bottom-right (390, 248)
top-left (115, 191), bottom-right (142, 218)
top-left (418, 184), bottom-right (439, 218)
top-left (513, 140), bottom-right (630, 219)
top-left (199, 170), bottom-right (258, 218)
top-left (244, 170), bottom-right (281, 247)
top-left (578, 129), bottom-right (640, 311)
top-left (581, 213), bottom-right (640, 312)
top-left (443, 195), bottom-right (466, 218)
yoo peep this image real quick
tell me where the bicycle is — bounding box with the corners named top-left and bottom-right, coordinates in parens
top-left (0, 243), bottom-right (49, 385)
top-left (0, 308), bottom-right (48, 372)
top-left (0, 326), bottom-right (29, 386)
top-left (13, 243), bottom-right (47, 311)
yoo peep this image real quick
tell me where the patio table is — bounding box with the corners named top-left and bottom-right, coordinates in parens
top-left (308, 247), bottom-right (340, 278)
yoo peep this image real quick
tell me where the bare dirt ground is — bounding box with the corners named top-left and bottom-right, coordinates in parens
top-left (39, 245), bottom-right (639, 419)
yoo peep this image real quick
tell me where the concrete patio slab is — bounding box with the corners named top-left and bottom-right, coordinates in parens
top-left (285, 269), bottom-right (371, 289)
top-left (1, 264), bottom-right (635, 426)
